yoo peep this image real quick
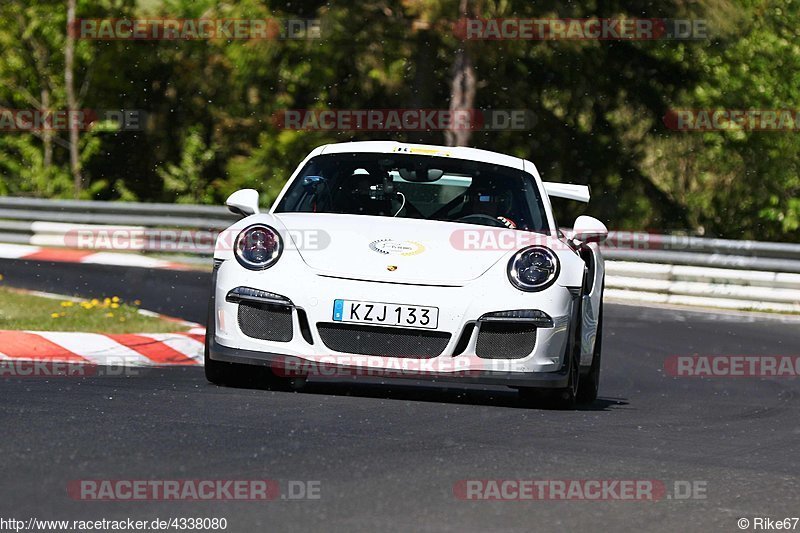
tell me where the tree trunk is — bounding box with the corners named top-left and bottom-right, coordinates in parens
top-left (41, 88), bottom-right (53, 168)
top-left (444, 0), bottom-right (476, 147)
top-left (409, 27), bottom-right (436, 145)
top-left (65, 0), bottom-right (81, 196)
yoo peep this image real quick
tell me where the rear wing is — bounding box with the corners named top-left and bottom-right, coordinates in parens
top-left (543, 182), bottom-right (590, 203)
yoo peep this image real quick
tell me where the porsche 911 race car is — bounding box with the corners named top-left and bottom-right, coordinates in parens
top-left (205, 141), bottom-right (608, 408)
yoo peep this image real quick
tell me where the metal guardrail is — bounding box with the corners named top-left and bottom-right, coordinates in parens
top-left (0, 197), bottom-right (237, 230)
top-left (600, 231), bottom-right (800, 273)
top-left (599, 231), bottom-right (800, 260)
top-left (601, 249), bottom-right (800, 274)
top-left (0, 196), bottom-right (798, 261)
top-left (597, 234), bottom-right (800, 311)
top-left (0, 196), bottom-right (798, 312)
top-left (604, 260), bottom-right (800, 313)
top-left (0, 197), bottom-right (237, 253)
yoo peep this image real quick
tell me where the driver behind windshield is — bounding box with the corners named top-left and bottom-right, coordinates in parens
top-left (461, 182), bottom-right (518, 229)
top-left (331, 169), bottom-right (394, 217)
top-left (275, 153), bottom-right (548, 233)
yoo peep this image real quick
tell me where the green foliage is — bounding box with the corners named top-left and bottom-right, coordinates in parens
top-left (0, 0), bottom-right (797, 241)
top-left (0, 135), bottom-right (72, 196)
top-left (157, 126), bottom-right (219, 204)
top-left (0, 287), bottom-right (187, 333)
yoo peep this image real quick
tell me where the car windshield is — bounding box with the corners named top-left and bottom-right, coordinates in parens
top-left (274, 153), bottom-right (549, 232)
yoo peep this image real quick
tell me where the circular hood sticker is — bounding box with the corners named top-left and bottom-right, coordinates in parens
top-left (369, 239), bottom-right (425, 256)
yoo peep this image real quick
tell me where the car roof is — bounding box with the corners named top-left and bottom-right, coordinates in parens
top-left (316, 141), bottom-right (528, 172)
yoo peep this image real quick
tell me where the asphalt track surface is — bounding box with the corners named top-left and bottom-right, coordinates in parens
top-left (1, 258), bottom-right (800, 532)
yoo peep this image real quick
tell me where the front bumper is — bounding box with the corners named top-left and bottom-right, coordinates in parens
top-left (208, 335), bottom-right (571, 388)
top-left (209, 257), bottom-right (578, 388)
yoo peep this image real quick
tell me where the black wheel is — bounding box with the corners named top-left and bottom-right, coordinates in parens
top-left (205, 336), bottom-right (305, 390)
top-left (204, 333), bottom-right (254, 386)
top-left (543, 331), bottom-right (580, 410)
top-left (577, 301), bottom-right (603, 405)
top-left (519, 295), bottom-right (582, 409)
top-left (203, 311), bottom-right (261, 387)
top-left (203, 294), bottom-right (304, 391)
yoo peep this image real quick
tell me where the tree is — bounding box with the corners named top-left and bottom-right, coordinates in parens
top-left (0, 0), bottom-right (797, 243)
top-left (65, 0), bottom-right (81, 194)
top-left (444, 0), bottom-right (476, 147)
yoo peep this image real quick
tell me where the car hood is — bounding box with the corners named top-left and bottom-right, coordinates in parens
top-left (271, 212), bottom-right (516, 286)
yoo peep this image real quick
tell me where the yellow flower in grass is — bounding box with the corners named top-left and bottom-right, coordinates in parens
top-left (80, 302), bottom-right (93, 309)
top-left (133, 299), bottom-right (141, 306)
top-left (0, 274), bottom-right (4, 281)
top-left (60, 301), bottom-right (74, 307)
top-left (50, 312), bottom-right (60, 318)
top-left (90, 298), bottom-right (99, 306)
top-left (112, 296), bottom-right (120, 303)
top-left (110, 303), bottom-right (120, 309)
top-left (105, 312), bottom-right (114, 318)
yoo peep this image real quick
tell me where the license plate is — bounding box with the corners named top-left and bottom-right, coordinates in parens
top-left (333, 299), bottom-right (439, 329)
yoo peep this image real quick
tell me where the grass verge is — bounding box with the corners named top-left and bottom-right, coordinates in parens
top-left (0, 287), bottom-right (189, 334)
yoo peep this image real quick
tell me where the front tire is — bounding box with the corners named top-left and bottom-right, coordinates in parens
top-left (204, 321), bottom-right (263, 387)
top-left (203, 294), bottom-right (303, 391)
top-left (519, 294), bottom-right (582, 409)
top-left (576, 302), bottom-right (603, 404)
top-left (204, 337), bottom-right (304, 390)
top-left (204, 339), bottom-right (256, 387)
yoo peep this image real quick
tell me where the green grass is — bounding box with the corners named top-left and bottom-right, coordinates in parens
top-left (0, 287), bottom-right (188, 334)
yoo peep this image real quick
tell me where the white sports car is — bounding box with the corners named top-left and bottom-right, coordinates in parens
top-left (205, 141), bottom-right (608, 408)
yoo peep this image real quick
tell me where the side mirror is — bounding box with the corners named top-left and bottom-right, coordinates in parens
top-left (571, 215), bottom-right (608, 244)
top-left (226, 189), bottom-right (260, 217)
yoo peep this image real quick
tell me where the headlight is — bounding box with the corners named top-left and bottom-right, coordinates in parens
top-left (507, 246), bottom-right (560, 291)
top-left (234, 224), bottom-right (282, 270)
